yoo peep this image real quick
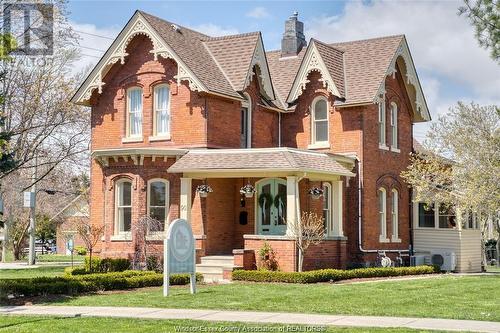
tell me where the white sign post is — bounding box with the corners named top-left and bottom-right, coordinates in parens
top-left (164, 218), bottom-right (196, 296)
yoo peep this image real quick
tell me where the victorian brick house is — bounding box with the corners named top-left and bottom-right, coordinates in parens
top-left (71, 10), bottom-right (433, 275)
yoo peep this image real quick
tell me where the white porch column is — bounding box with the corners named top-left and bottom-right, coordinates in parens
top-left (285, 176), bottom-right (298, 236)
top-left (333, 180), bottom-right (344, 237)
top-left (180, 178), bottom-right (192, 222)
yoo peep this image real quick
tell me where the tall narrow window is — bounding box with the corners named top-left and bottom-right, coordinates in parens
top-left (240, 94), bottom-right (251, 148)
top-left (312, 97), bottom-right (328, 144)
top-left (390, 102), bottom-right (398, 149)
top-left (127, 87), bottom-right (143, 137)
top-left (323, 183), bottom-right (331, 235)
top-left (154, 85), bottom-right (170, 137)
top-left (378, 98), bottom-right (386, 147)
top-left (116, 180), bottom-right (132, 233)
top-left (391, 189), bottom-right (399, 241)
top-left (148, 179), bottom-right (169, 232)
top-left (378, 187), bottom-right (388, 242)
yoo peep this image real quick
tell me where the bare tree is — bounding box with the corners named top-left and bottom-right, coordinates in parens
top-left (77, 222), bottom-right (104, 272)
top-left (132, 215), bottom-right (164, 270)
top-left (286, 212), bottom-right (325, 272)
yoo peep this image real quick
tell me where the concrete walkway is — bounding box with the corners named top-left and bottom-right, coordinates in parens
top-left (1, 306), bottom-right (499, 332)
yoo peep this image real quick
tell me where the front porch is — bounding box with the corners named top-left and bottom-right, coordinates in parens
top-left (168, 148), bottom-right (355, 272)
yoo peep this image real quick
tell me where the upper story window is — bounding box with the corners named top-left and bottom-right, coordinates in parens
top-left (240, 93), bottom-right (252, 148)
top-left (115, 179), bottom-right (132, 234)
top-left (312, 97), bottom-right (329, 145)
top-left (147, 179), bottom-right (169, 232)
top-left (390, 102), bottom-right (398, 150)
top-left (154, 85), bottom-right (171, 137)
top-left (127, 87), bottom-right (143, 138)
top-left (378, 97), bottom-right (387, 148)
top-left (378, 187), bottom-right (388, 242)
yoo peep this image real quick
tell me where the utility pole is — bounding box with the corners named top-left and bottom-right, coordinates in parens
top-left (28, 155), bottom-right (37, 265)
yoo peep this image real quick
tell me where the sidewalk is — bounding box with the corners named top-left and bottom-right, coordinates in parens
top-left (1, 305), bottom-right (499, 332)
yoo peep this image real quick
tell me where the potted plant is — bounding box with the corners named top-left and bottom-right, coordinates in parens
top-left (239, 183), bottom-right (256, 198)
top-left (308, 187), bottom-right (324, 200)
top-left (196, 184), bottom-right (213, 198)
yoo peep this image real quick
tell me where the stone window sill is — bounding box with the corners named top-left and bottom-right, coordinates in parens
top-left (122, 137), bottom-right (143, 144)
top-left (379, 236), bottom-right (390, 243)
top-left (149, 134), bottom-right (171, 142)
top-left (391, 237), bottom-right (402, 243)
top-left (307, 142), bottom-right (330, 150)
top-left (391, 147), bottom-right (400, 153)
top-left (379, 144), bottom-right (390, 151)
top-left (110, 233), bottom-right (132, 242)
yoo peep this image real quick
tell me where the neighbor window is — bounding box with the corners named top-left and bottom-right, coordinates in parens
top-left (418, 203), bottom-right (435, 228)
top-left (115, 179), bottom-right (132, 233)
top-left (378, 97), bottom-right (386, 147)
top-left (378, 187), bottom-right (388, 241)
top-left (147, 179), bottom-right (169, 232)
top-left (154, 85), bottom-right (170, 137)
top-left (438, 204), bottom-right (456, 229)
top-left (390, 102), bottom-right (398, 149)
top-left (323, 183), bottom-right (332, 235)
top-left (127, 87), bottom-right (143, 137)
top-left (391, 189), bottom-right (399, 241)
top-left (312, 97), bottom-right (328, 144)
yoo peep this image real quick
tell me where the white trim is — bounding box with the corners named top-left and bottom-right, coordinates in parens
top-left (115, 179), bottom-right (133, 235)
top-left (287, 41), bottom-right (342, 103)
top-left (241, 92), bottom-right (252, 148)
top-left (153, 84), bottom-right (171, 138)
top-left (391, 188), bottom-right (400, 242)
top-left (180, 178), bottom-right (192, 222)
top-left (378, 187), bottom-right (387, 241)
top-left (390, 102), bottom-right (398, 150)
top-left (378, 94), bottom-right (386, 147)
top-left (307, 143), bottom-right (330, 150)
top-left (122, 137), bottom-right (143, 143)
top-left (72, 12), bottom-right (207, 106)
top-left (111, 233), bottom-right (132, 241)
top-left (126, 87), bottom-right (143, 138)
top-left (379, 144), bottom-right (389, 151)
top-left (311, 96), bottom-right (329, 146)
top-left (332, 180), bottom-right (344, 237)
top-left (243, 34), bottom-right (275, 100)
top-left (147, 178), bottom-right (170, 231)
top-left (323, 182), bottom-right (332, 236)
top-left (148, 134), bottom-right (171, 142)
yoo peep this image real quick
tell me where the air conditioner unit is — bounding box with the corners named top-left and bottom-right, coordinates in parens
top-left (430, 249), bottom-right (456, 272)
top-left (410, 255), bottom-right (426, 266)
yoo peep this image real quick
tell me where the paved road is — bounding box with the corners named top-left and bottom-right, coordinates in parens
top-left (1, 305), bottom-right (499, 332)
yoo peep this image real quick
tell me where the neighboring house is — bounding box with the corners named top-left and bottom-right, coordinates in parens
top-left (51, 194), bottom-right (89, 255)
top-left (72, 10), bottom-right (437, 275)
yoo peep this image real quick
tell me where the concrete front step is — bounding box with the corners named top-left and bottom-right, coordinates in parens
top-left (200, 255), bottom-right (234, 266)
top-left (196, 255), bottom-right (235, 282)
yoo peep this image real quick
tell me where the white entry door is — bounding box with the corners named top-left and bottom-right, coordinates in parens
top-left (257, 178), bottom-right (287, 235)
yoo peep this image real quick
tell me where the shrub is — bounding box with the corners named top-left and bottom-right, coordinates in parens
top-left (84, 257), bottom-right (130, 273)
top-left (74, 246), bottom-right (87, 256)
top-left (232, 265), bottom-right (439, 284)
top-left (0, 271), bottom-right (203, 299)
top-left (257, 242), bottom-right (279, 271)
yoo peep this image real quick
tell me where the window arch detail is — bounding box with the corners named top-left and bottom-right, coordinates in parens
top-left (311, 96), bottom-right (329, 146)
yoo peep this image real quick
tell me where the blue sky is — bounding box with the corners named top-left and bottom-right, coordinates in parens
top-left (68, 1), bottom-right (500, 141)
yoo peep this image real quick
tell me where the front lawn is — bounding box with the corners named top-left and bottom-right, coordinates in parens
top-left (0, 316), bottom-right (452, 333)
top-left (41, 275), bottom-right (499, 322)
top-left (0, 266), bottom-right (67, 279)
top-left (36, 254), bottom-right (85, 263)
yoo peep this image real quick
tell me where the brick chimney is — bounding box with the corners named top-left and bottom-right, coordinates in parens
top-left (281, 11), bottom-right (307, 57)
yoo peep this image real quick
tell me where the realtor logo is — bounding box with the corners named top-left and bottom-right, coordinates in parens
top-left (2, 2), bottom-right (54, 56)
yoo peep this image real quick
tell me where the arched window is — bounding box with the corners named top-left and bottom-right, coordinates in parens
top-left (153, 85), bottom-right (171, 137)
top-left (147, 179), bottom-right (169, 232)
top-left (115, 179), bottom-right (132, 234)
top-left (390, 102), bottom-right (398, 150)
top-left (312, 97), bottom-right (328, 145)
top-left (127, 87), bottom-right (143, 138)
top-left (241, 93), bottom-right (252, 148)
top-left (378, 187), bottom-right (388, 242)
top-left (391, 189), bottom-right (400, 241)
top-left (378, 96), bottom-right (386, 147)
top-left (323, 183), bottom-right (332, 235)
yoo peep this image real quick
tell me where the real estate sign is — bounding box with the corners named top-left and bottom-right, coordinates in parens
top-left (164, 218), bottom-right (196, 296)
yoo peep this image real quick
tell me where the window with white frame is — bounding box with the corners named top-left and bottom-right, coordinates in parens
top-left (391, 189), bottom-right (399, 241)
top-left (378, 98), bottom-right (386, 147)
top-left (312, 97), bottom-right (329, 144)
top-left (390, 102), bottom-right (398, 149)
top-left (147, 179), bottom-right (169, 232)
top-left (378, 187), bottom-right (388, 241)
top-left (153, 85), bottom-right (170, 137)
top-left (240, 93), bottom-right (252, 148)
top-left (127, 87), bottom-right (143, 137)
top-left (323, 183), bottom-right (332, 235)
top-left (115, 179), bottom-right (132, 233)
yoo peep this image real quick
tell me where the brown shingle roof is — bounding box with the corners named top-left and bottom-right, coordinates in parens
top-left (168, 148), bottom-right (355, 176)
top-left (313, 39), bottom-right (345, 98)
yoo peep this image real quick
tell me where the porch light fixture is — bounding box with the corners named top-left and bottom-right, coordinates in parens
top-left (239, 183), bottom-right (256, 198)
top-left (196, 184), bottom-right (213, 198)
top-left (308, 187), bottom-right (324, 200)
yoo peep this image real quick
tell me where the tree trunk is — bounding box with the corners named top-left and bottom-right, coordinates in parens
top-left (298, 248), bottom-right (304, 272)
top-left (496, 236), bottom-right (499, 267)
top-left (89, 249), bottom-right (93, 272)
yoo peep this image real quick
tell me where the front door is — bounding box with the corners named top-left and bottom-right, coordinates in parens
top-left (257, 178), bottom-right (287, 235)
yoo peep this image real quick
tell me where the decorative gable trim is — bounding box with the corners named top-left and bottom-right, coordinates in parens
top-left (71, 11), bottom-right (207, 106)
top-left (242, 34), bottom-right (275, 100)
top-left (375, 38), bottom-right (431, 122)
top-left (286, 41), bottom-right (342, 104)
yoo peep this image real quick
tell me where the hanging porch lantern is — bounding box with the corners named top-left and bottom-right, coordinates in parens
top-left (308, 187), bottom-right (324, 200)
top-left (196, 184), bottom-right (213, 198)
top-left (239, 183), bottom-right (256, 198)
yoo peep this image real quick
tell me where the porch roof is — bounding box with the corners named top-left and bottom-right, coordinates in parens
top-left (167, 148), bottom-right (355, 178)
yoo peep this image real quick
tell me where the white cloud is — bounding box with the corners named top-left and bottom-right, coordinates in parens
top-left (246, 7), bottom-right (271, 19)
top-left (305, 0), bottom-right (500, 137)
top-left (190, 23), bottom-right (238, 37)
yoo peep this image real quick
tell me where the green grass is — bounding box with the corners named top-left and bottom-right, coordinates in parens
top-left (0, 265), bottom-right (67, 279)
top-left (0, 316), bottom-right (453, 333)
top-left (40, 275), bottom-right (499, 322)
top-left (36, 254), bottom-right (85, 263)
top-left (486, 266), bottom-right (500, 273)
